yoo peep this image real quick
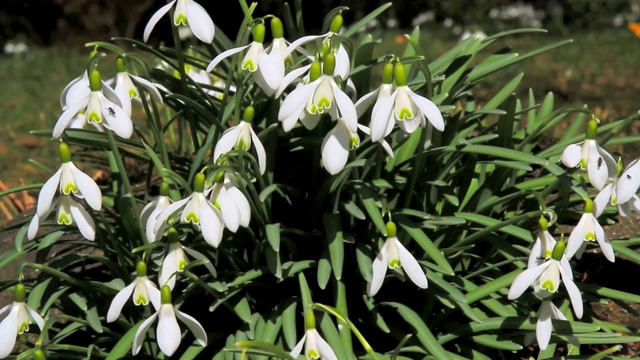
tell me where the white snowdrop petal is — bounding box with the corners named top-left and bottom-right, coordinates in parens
top-left (395, 239), bottom-right (428, 289)
top-left (289, 333), bottom-right (307, 358)
top-left (218, 190), bottom-right (240, 232)
top-left (175, 309), bottom-right (208, 346)
top-left (157, 306), bottom-right (181, 356)
top-left (595, 223), bottom-right (615, 262)
top-left (276, 64), bottom-right (312, 98)
top-left (617, 159), bottom-right (640, 205)
top-left (368, 241), bottom-right (390, 296)
top-left (250, 127), bottom-right (267, 175)
top-left (370, 94), bottom-right (396, 142)
top-left (331, 80), bottom-right (358, 133)
top-left (560, 271), bottom-right (583, 319)
top-left (278, 81), bottom-right (319, 122)
top-left (536, 301), bottom-right (553, 350)
top-left (130, 74), bottom-right (164, 104)
top-left (321, 125), bottom-right (349, 175)
top-left (69, 201), bottom-right (96, 240)
top-left (143, 2), bottom-right (175, 42)
top-left (566, 215), bottom-right (588, 259)
top-left (206, 45), bottom-right (251, 73)
top-left (594, 183), bottom-right (613, 217)
top-left (561, 143), bottom-right (582, 168)
top-left (408, 90), bottom-right (444, 131)
top-left (508, 262), bottom-right (550, 300)
top-left (314, 331), bottom-right (338, 360)
top-left (53, 97), bottom-right (90, 138)
top-left (354, 88), bottom-right (379, 118)
top-left (0, 306), bottom-right (18, 358)
top-left (213, 125), bottom-right (243, 163)
top-left (257, 52), bottom-right (284, 93)
top-left (107, 281), bottom-right (137, 323)
top-left (186, 1), bottom-right (215, 43)
top-left (69, 164), bottom-right (102, 211)
top-left (200, 202), bottom-right (224, 248)
top-left (154, 197), bottom-right (191, 233)
top-left (37, 169), bottom-right (62, 217)
top-left (227, 186), bottom-right (251, 227)
top-left (101, 97), bottom-right (133, 139)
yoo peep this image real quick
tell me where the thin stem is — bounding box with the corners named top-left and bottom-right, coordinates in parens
top-left (403, 128), bottom-right (427, 208)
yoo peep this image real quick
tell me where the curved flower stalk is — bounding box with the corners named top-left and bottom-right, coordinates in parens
top-left (368, 221), bottom-right (428, 297)
top-left (321, 117), bottom-right (360, 175)
top-left (141, 182), bottom-right (173, 243)
top-left (567, 199), bottom-right (614, 262)
top-left (561, 117), bottom-right (616, 190)
top-left (53, 69), bottom-right (133, 139)
top-left (159, 228), bottom-right (216, 289)
top-left (153, 173), bottom-right (224, 248)
top-left (206, 22), bottom-right (283, 96)
top-left (212, 106), bottom-right (266, 174)
top-left (0, 284), bottom-right (46, 358)
top-left (277, 55), bottom-right (357, 133)
top-left (208, 173), bottom-right (251, 233)
top-left (508, 241), bottom-right (583, 319)
top-left (290, 310), bottom-right (337, 360)
top-left (369, 62), bottom-right (444, 139)
top-left (143, 0), bottom-right (215, 44)
top-left (528, 216), bottom-right (557, 269)
top-left (595, 158), bottom-right (640, 217)
top-left (112, 58), bottom-right (163, 117)
top-left (133, 285), bottom-right (207, 356)
top-left (529, 299), bottom-right (579, 351)
top-left (28, 194), bottom-right (96, 241)
top-left (107, 262), bottom-right (161, 323)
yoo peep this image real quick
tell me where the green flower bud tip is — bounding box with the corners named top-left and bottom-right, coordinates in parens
top-left (330, 14), bottom-right (343, 34)
top-left (160, 182), bottom-right (170, 197)
top-left (116, 57), bottom-right (127, 73)
top-left (14, 283), bottom-right (26, 303)
top-left (310, 61), bottom-right (322, 82)
top-left (243, 106), bottom-right (255, 123)
top-left (305, 310), bottom-right (316, 330)
top-left (584, 198), bottom-right (595, 214)
top-left (538, 216), bottom-right (548, 231)
top-left (323, 54), bottom-right (336, 76)
top-left (194, 173), bottom-right (206, 193)
top-left (617, 157), bottom-right (624, 177)
top-left (551, 240), bottom-right (566, 261)
top-left (386, 221), bottom-right (397, 238)
top-left (167, 227), bottom-right (180, 243)
top-left (271, 17), bottom-right (284, 38)
top-left (394, 63), bottom-right (407, 87)
top-left (89, 69), bottom-right (102, 92)
top-left (136, 261), bottom-right (147, 277)
top-left (253, 23), bottom-right (266, 44)
top-left (34, 349), bottom-right (46, 360)
top-left (59, 142), bottom-right (72, 163)
top-left (586, 118), bottom-right (598, 140)
top-left (161, 285), bottom-right (172, 304)
top-left (382, 63), bottom-right (394, 84)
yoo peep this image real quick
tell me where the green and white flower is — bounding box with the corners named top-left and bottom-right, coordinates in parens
top-left (528, 216), bottom-right (557, 269)
top-left (133, 285), bottom-right (207, 357)
top-left (208, 173), bottom-right (251, 233)
top-left (355, 63), bottom-right (396, 142)
top-left (532, 299), bottom-right (578, 350)
top-left (144, 0), bottom-right (215, 44)
top-left (29, 194), bottom-right (96, 241)
top-left (141, 182), bottom-right (173, 243)
top-left (107, 262), bottom-right (161, 323)
top-left (567, 199), bottom-right (614, 262)
top-left (159, 228), bottom-right (216, 289)
top-left (0, 284), bottom-right (46, 358)
top-left (321, 117), bottom-right (359, 175)
top-left (595, 158), bottom-right (640, 216)
top-left (112, 58), bottom-right (163, 117)
top-left (368, 221), bottom-right (428, 296)
top-left (290, 311), bottom-right (337, 360)
top-left (213, 106), bottom-right (266, 174)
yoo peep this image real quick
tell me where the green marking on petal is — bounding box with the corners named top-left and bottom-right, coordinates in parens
top-left (397, 107), bottom-right (413, 121)
top-left (63, 183), bottom-right (78, 195)
top-left (579, 158), bottom-right (587, 170)
top-left (611, 198), bottom-right (618, 205)
top-left (585, 232), bottom-right (596, 241)
top-left (308, 104), bottom-right (318, 115)
top-left (541, 279), bottom-right (556, 292)
top-left (178, 259), bottom-right (188, 272)
top-left (213, 201), bottom-right (221, 211)
top-left (18, 322), bottom-right (29, 334)
top-left (306, 349), bottom-right (319, 359)
top-left (134, 294), bottom-right (149, 306)
top-left (242, 60), bottom-right (256, 72)
top-left (88, 112), bottom-right (101, 123)
top-left (389, 258), bottom-right (401, 269)
top-left (236, 139), bottom-right (248, 151)
top-left (58, 213), bottom-right (72, 225)
top-left (316, 97), bottom-right (331, 110)
top-left (185, 212), bottom-right (199, 224)
top-left (544, 249), bottom-right (552, 259)
top-left (175, 13), bottom-right (188, 26)
top-left (129, 89), bottom-right (138, 98)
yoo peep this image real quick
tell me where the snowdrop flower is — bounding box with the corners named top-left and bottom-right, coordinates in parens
top-left (567, 199), bottom-right (614, 262)
top-left (28, 194), bottom-right (96, 241)
top-left (370, 62), bottom-right (444, 138)
top-left (112, 58), bottom-right (163, 117)
top-left (531, 299), bottom-right (579, 351)
top-left (68, 110), bottom-right (102, 131)
top-left (321, 117), bottom-right (360, 175)
top-left (355, 63), bottom-right (396, 142)
top-left (60, 71), bottom-right (89, 111)
top-left (508, 241), bottom-right (583, 319)
top-left (208, 173), bottom-right (251, 233)
top-left (133, 285), bottom-right (207, 356)
top-left (368, 221), bottom-right (428, 297)
top-left (153, 173), bottom-right (224, 248)
top-left (267, 17), bottom-right (293, 66)
top-left (290, 310), bottom-right (337, 360)
top-left (0, 284), bottom-right (46, 358)
top-left (53, 69), bottom-right (133, 139)
top-left (159, 228), bottom-right (216, 289)
top-left (561, 117), bottom-right (616, 190)
top-left (206, 23), bottom-right (282, 96)
top-left (213, 106), bottom-right (266, 174)
top-left (278, 55), bottom-right (357, 133)
top-left (528, 216), bottom-right (557, 269)
top-left (596, 158), bottom-right (640, 217)
top-left (141, 182), bottom-right (173, 243)
top-left (144, 0), bottom-right (215, 44)
top-left (107, 262), bottom-right (161, 323)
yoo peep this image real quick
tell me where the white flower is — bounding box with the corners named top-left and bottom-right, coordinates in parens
top-left (159, 228), bottom-right (216, 289)
top-left (133, 286), bottom-right (207, 357)
top-left (533, 299), bottom-right (579, 351)
top-left (35, 143), bottom-right (101, 218)
top-left (53, 69), bottom-right (133, 139)
top-left (206, 23), bottom-right (282, 96)
top-left (370, 63), bottom-right (444, 140)
top-left (143, 0), bottom-right (215, 44)
top-left (355, 81), bottom-right (395, 142)
top-left (60, 71), bottom-right (89, 110)
top-left (28, 194), bottom-right (96, 241)
top-left (595, 158), bottom-right (640, 216)
top-left (153, 174), bottom-right (224, 248)
top-left (567, 199), bottom-right (614, 262)
top-left (528, 217), bottom-right (557, 269)
top-left (368, 222), bottom-right (428, 297)
top-left (321, 118), bottom-right (360, 175)
top-left (208, 174), bottom-right (251, 233)
top-left (212, 108), bottom-right (266, 174)
top-left (113, 59), bottom-right (163, 117)
top-left (508, 241), bottom-right (583, 319)
top-left (140, 184), bottom-right (173, 243)
top-left (278, 58), bottom-right (357, 133)
top-left (290, 311), bottom-right (337, 360)
top-left (0, 284), bottom-right (45, 358)
top-left (561, 118), bottom-right (616, 190)
top-left (107, 262), bottom-right (161, 323)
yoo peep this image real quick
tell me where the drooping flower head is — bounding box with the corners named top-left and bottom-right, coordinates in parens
top-left (208, 172), bottom-right (252, 233)
top-left (107, 261), bottom-right (161, 323)
top-left (595, 157), bottom-right (640, 217)
top-left (159, 228), bottom-right (216, 289)
top-left (532, 299), bottom-right (579, 351)
top-left (567, 198), bottom-right (614, 262)
top-left (112, 57), bottom-right (163, 117)
top-left (213, 106), bottom-right (266, 175)
top-left (290, 310), bottom-right (337, 360)
top-left (0, 284), bottom-right (46, 358)
top-left (144, 0), bottom-right (215, 44)
top-left (355, 62), bottom-right (396, 142)
top-left (321, 117), bottom-right (360, 175)
top-left (528, 215), bottom-right (557, 269)
top-left (141, 182), bottom-right (173, 243)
